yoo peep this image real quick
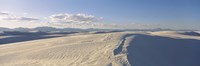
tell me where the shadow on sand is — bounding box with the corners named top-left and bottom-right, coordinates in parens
top-left (0, 35), bottom-right (61, 44)
top-left (181, 31), bottom-right (200, 36)
top-left (0, 31), bottom-right (74, 44)
top-left (127, 35), bottom-right (200, 66)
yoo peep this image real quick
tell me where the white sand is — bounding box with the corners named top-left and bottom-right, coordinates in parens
top-left (0, 31), bottom-right (199, 66)
top-left (149, 31), bottom-right (200, 40)
top-left (0, 32), bottom-right (130, 66)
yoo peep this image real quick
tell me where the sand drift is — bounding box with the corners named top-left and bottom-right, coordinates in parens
top-left (0, 31), bottom-right (200, 66)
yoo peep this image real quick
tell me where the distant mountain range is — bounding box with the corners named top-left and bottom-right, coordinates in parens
top-left (0, 26), bottom-right (198, 32)
top-left (0, 27), bottom-right (112, 32)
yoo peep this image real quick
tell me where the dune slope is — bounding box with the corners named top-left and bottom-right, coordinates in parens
top-left (0, 32), bottom-right (128, 66)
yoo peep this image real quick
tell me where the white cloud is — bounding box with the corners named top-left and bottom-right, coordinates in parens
top-left (46, 13), bottom-right (108, 29)
top-left (0, 12), bottom-right (106, 29)
top-left (0, 12), bottom-right (9, 15)
top-left (0, 11), bottom-right (159, 29)
top-left (49, 13), bottom-right (99, 23)
top-left (2, 17), bottom-right (39, 21)
top-left (0, 12), bottom-right (39, 22)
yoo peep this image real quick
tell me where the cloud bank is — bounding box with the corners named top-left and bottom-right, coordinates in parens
top-left (2, 17), bottom-right (39, 21)
top-left (0, 12), bottom-right (9, 15)
top-left (0, 12), bottom-right (39, 22)
top-left (49, 13), bottom-right (98, 23)
top-left (0, 11), bottom-right (159, 29)
top-left (46, 13), bottom-right (107, 29)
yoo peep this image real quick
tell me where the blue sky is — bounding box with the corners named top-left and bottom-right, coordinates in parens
top-left (0, 0), bottom-right (200, 29)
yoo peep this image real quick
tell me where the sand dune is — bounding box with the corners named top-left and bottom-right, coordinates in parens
top-left (127, 34), bottom-right (200, 66)
top-left (150, 31), bottom-right (200, 40)
top-left (0, 32), bottom-right (127, 66)
top-left (0, 31), bottom-right (200, 66)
